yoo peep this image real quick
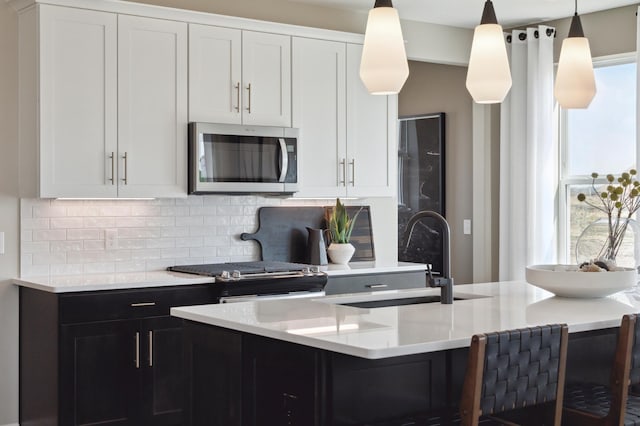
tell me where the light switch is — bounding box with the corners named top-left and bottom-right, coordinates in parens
top-left (105, 229), bottom-right (118, 250)
top-left (463, 220), bottom-right (472, 235)
top-left (0, 232), bottom-right (4, 255)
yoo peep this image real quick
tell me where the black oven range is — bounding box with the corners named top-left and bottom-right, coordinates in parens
top-left (167, 261), bottom-right (327, 302)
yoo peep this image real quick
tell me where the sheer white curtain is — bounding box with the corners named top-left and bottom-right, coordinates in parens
top-left (499, 26), bottom-right (558, 281)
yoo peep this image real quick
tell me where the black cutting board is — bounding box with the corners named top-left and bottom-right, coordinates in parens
top-left (240, 206), bottom-right (375, 263)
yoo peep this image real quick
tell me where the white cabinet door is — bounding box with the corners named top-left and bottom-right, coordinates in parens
top-left (118, 15), bottom-right (188, 198)
top-left (242, 31), bottom-right (291, 127)
top-left (292, 37), bottom-right (346, 198)
top-left (39, 5), bottom-right (118, 198)
top-left (345, 43), bottom-right (395, 198)
top-left (189, 24), bottom-right (242, 124)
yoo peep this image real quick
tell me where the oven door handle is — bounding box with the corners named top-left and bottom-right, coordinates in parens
top-left (277, 138), bottom-right (288, 183)
top-left (220, 291), bottom-right (325, 303)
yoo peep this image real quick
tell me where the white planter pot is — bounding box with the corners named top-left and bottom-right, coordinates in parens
top-left (327, 243), bottom-right (355, 265)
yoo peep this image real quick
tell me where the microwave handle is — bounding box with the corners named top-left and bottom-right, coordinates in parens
top-left (278, 138), bottom-right (288, 183)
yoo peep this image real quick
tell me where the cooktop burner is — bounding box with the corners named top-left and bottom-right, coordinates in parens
top-left (167, 261), bottom-right (313, 277)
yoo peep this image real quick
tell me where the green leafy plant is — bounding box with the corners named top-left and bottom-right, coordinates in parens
top-left (326, 198), bottom-right (362, 244)
top-left (577, 169), bottom-right (640, 260)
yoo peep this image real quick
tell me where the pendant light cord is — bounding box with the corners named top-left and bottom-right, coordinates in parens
top-left (574, 0), bottom-right (578, 16)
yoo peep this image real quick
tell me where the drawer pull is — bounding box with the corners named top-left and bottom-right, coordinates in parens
top-left (366, 284), bottom-right (388, 289)
top-left (135, 332), bottom-right (140, 369)
top-left (148, 331), bottom-right (153, 367)
top-left (130, 302), bottom-right (156, 307)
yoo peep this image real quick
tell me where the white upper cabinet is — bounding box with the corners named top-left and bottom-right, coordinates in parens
top-left (189, 25), bottom-right (291, 127)
top-left (118, 15), bottom-right (188, 198)
top-left (241, 31), bottom-right (291, 126)
top-left (21, 5), bottom-right (188, 198)
top-left (38, 5), bottom-right (118, 198)
top-left (345, 43), bottom-right (395, 198)
top-left (189, 24), bottom-right (242, 124)
top-left (292, 39), bottom-right (395, 198)
top-left (292, 37), bottom-right (346, 198)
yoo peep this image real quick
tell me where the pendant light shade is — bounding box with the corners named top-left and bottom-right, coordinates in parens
top-left (554, 7), bottom-right (596, 109)
top-left (466, 0), bottom-right (512, 104)
top-left (360, 0), bottom-right (409, 95)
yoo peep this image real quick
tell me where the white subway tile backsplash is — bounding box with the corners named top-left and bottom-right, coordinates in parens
top-left (83, 240), bottom-right (106, 250)
top-left (115, 217), bottom-right (147, 228)
top-left (146, 238), bottom-right (175, 249)
top-left (51, 217), bottom-right (84, 229)
top-left (22, 241), bottom-right (50, 253)
top-left (131, 249), bottom-right (162, 261)
top-left (51, 241), bottom-right (84, 252)
top-left (84, 217), bottom-right (116, 228)
top-left (32, 252), bottom-right (67, 265)
top-left (175, 236), bottom-right (204, 248)
top-left (161, 247), bottom-right (189, 259)
top-left (117, 239), bottom-right (147, 250)
top-left (146, 217), bottom-right (175, 227)
top-left (33, 206), bottom-right (67, 218)
top-left (20, 195), bottom-right (323, 277)
top-left (67, 229), bottom-right (102, 240)
top-left (33, 229), bottom-right (67, 241)
top-left (21, 218), bottom-right (50, 230)
top-left (50, 263), bottom-right (84, 275)
top-left (84, 262), bottom-right (116, 274)
top-left (203, 235), bottom-right (231, 247)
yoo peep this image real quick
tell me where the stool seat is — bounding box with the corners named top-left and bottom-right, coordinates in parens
top-left (562, 314), bottom-right (640, 426)
top-left (564, 383), bottom-right (640, 426)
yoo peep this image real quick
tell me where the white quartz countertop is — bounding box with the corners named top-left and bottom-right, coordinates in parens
top-left (13, 271), bottom-right (216, 293)
top-left (13, 261), bottom-right (425, 293)
top-left (320, 261), bottom-right (425, 276)
top-left (171, 281), bottom-right (640, 359)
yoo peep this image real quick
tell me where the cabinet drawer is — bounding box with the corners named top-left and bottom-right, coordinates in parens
top-left (58, 284), bottom-right (217, 324)
top-left (324, 271), bottom-right (425, 295)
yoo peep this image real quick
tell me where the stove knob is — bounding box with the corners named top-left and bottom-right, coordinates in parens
top-left (232, 270), bottom-right (242, 279)
top-left (301, 266), bottom-right (311, 275)
top-left (310, 265), bottom-right (320, 274)
top-left (220, 271), bottom-right (231, 280)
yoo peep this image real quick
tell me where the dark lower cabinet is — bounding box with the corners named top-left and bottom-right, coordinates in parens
top-left (20, 284), bottom-right (216, 426)
top-left (60, 320), bottom-right (140, 426)
top-left (182, 320), bottom-right (453, 426)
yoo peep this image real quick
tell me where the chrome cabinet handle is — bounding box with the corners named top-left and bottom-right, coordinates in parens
top-left (246, 83), bottom-right (252, 113)
top-left (349, 159), bottom-right (355, 186)
top-left (122, 152), bottom-right (128, 185)
top-left (277, 138), bottom-right (288, 183)
top-left (148, 331), bottom-right (153, 367)
top-left (134, 332), bottom-right (140, 369)
top-left (339, 159), bottom-right (346, 186)
top-left (108, 152), bottom-right (115, 184)
top-left (234, 82), bottom-right (240, 112)
top-left (130, 302), bottom-right (156, 307)
top-left (365, 284), bottom-right (388, 289)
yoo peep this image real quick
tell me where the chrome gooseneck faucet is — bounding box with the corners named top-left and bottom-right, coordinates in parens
top-left (401, 210), bottom-right (454, 304)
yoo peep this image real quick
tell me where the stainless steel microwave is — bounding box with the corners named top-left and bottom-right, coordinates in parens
top-left (188, 122), bottom-right (299, 194)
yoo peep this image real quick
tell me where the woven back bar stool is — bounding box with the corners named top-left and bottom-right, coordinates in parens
top-left (459, 324), bottom-right (569, 426)
top-left (563, 313), bottom-right (640, 426)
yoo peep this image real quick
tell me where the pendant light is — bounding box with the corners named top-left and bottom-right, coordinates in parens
top-left (554, 0), bottom-right (596, 109)
top-left (359, 0), bottom-right (409, 95)
top-left (465, 0), bottom-right (512, 104)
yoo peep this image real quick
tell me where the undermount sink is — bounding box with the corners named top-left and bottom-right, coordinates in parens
top-left (339, 295), bottom-right (478, 309)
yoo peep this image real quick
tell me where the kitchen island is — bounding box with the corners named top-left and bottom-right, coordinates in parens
top-left (171, 281), bottom-right (640, 425)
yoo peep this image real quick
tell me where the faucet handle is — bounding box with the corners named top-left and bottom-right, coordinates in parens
top-left (426, 263), bottom-right (434, 280)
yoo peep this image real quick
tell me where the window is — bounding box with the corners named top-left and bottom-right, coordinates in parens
top-left (559, 55), bottom-right (637, 264)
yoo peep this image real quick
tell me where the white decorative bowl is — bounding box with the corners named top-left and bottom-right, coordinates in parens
top-left (525, 264), bottom-right (637, 298)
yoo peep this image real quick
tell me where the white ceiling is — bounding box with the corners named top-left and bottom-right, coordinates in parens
top-left (287, 0), bottom-right (638, 29)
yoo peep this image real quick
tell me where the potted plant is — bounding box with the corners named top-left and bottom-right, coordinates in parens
top-left (325, 198), bottom-right (362, 264)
